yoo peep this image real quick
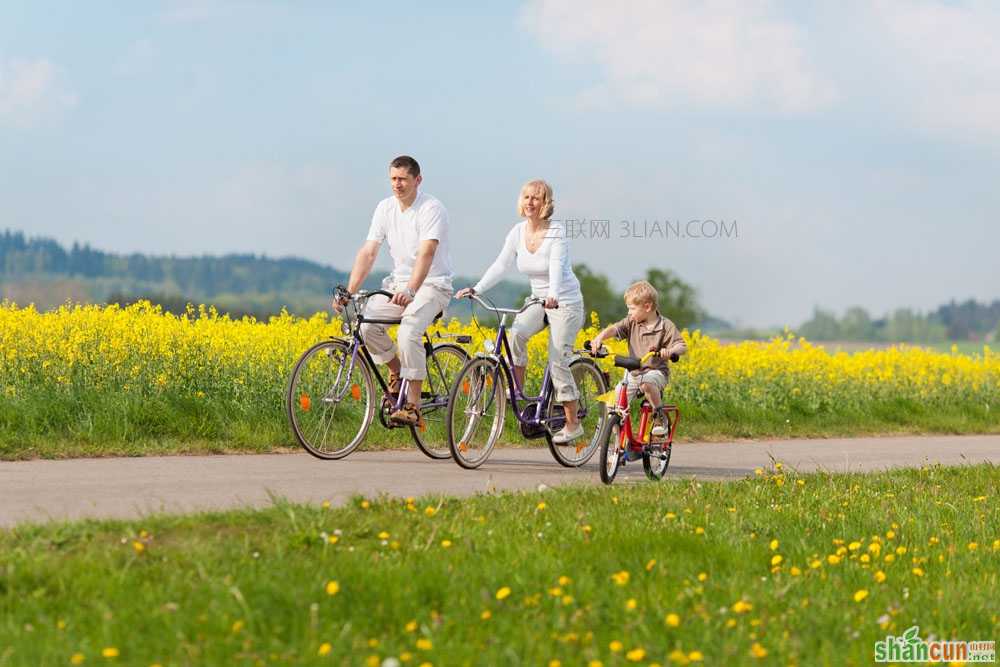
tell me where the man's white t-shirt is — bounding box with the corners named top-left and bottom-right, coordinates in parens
top-left (366, 192), bottom-right (454, 289)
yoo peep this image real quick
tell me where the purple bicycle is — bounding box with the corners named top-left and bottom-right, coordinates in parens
top-left (445, 294), bottom-right (609, 469)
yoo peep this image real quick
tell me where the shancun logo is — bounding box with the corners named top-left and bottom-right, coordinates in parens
top-left (874, 625), bottom-right (995, 663)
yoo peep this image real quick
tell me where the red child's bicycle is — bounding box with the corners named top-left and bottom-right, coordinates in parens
top-left (595, 348), bottom-right (680, 485)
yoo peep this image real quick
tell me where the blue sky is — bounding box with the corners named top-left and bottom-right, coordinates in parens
top-left (2, 1), bottom-right (998, 327)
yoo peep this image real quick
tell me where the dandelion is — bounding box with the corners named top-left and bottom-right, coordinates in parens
top-left (732, 600), bottom-right (753, 614)
top-left (809, 559), bottom-right (822, 569)
top-left (769, 539), bottom-right (779, 551)
top-left (440, 540), bottom-right (452, 548)
top-left (790, 566), bottom-right (802, 576)
top-left (495, 586), bottom-right (511, 600)
top-left (665, 613), bottom-right (681, 627)
top-left (886, 530), bottom-right (896, 539)
top-left (912, 567), bottom-right (925, 577)
top-left (558, 575), bottom-right (572, 586)
top-left (318, 643), bottom-right (332, 656)
top-left (749, 643), bottom-right (768, 659)
top-left (361, 500), bottom-right (371, 509)
top-left (132, 541), bottom-right (145, 554)
top-left (424, 506), bottom-right (437, 517)
top-left (771, 554), bottom-right (783, 566)
top-left (537, 502), bottom-right (546, 511)
top-left (625, 648), bottom-right (646, 662)
top-left (688, 650), bottom-right (704, 662)
top-left (827, 554), bottom-right (841, 565)
top-left (325, 580), bottom-right (340, 596)
top-left (101, 647), bottom-right (119, 659)
top-left (874, 571), bottom-right (887, 583)
top-left (405, 620), bottom-right (418, 633)
top-left (849, 541), bottom-right (862, 551)
top-left (480, 610), bottom-right (491, 620)
top-left (645, 559), bottom-right (657, 571)
top-left (695, 526), bottom-right (705, 535)
top-left (609, 640), bottom-right (623, 652)
top-left (967, 542), bottom-right (978, 551)
top-left (854, 589), bottom-right (869, 602)
top-left (378, 531), bottom-right (390, 540)
top-left (625, 598), bottom-right (637, 611)
top-left (588, 661), bottom-right (604, 667)
top-left (71, 654), bottom-right (85, 665)
top-left (611, 570), bottom-right (630, 586)
top-left (697, 572), bottom-right (708, 582)
top-left (415, 639), bottom-right (432, 651)
top-left (231, 620), bottom-right (244, 633)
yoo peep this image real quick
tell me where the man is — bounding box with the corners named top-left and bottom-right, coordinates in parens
top-left (333, 155), bottom-right (453, 426)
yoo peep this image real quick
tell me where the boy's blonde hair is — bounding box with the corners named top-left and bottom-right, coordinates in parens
top-left (624, 280), bottom-right (658, 308)
top-left (517, 179), bottom-right (554, 220)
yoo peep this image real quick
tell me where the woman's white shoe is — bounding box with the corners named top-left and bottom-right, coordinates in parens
top-left (552, 424), bottom-right (585, 444)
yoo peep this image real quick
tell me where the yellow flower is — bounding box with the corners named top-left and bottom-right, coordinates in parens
top-left (967, 542), bottom-right (978, 551)
top-left (790, 566), bottom-right (802, 576)
top-left (328, 535), bottom-right (339, 544)
top-left (405, 620), bottom-right (418, 633)
top-left (231, 620), bottom-right (244, 633)
top-left (101, 648), bottom-right (119, 659)
top-left (695, 526), bottom-right (705, 535)
top-left (853, 589), bottom-right (869, 602)
top-left (609, 640), bottom-right (623, 652)
top-left (415, 638), bottom-right (432, 650)
top-left (912, 567), bottom-right (925, 577)
top-left (848, 541), bottom-right (862, 551)
top-left (625, 598), bottom-right (637, 611)
top-left (317, 643), bottom-right (332, 656)
top-left (750, 643), bottom-right (768, 659)
top-left (771, 554), bottom-right (783, 566)
top-left (441, 539), bottom-right (452, 548)
top-left (886, 530), bottom-right (896, 539)
top-left (732, 600), bottom-right (753, 614)
top-left (769, 539), bottom-right (779, 551)
top-left (495, 586), bottom-right (511, 600)
top-left (809, 559), bottom-right (822, 569)
top-left (874, 570), bottom-right (887, 583)
top-left (132, 541), bottom-right (145, 554)
top-left (665, 613), bottom-right (681, 627)
top-left (611, 570), bottom-right (630, 586)
top-left (884, 554), bottom-right (896, 563)
top-left (548, 661), bottom-right (561, 667)
top-left (424, 506), bottom-right (437, 517)
top-left (625, 648), bottom-right (646, 662)
top-left (558, 575), bottom-right (572, 586)
top-left (697, 572), bottom-right (708, 582)
top-left (325, 580), bottom-right (340, 596)
top-left (688, 650), bottom-right (704, 662)
top-left (378, 531), bottom-right (390, 540)
top-left (588, 662), bottom-right (604, 667)
top-left (360, 500), bottom-right (371, 509)
top-left (70, 654), bottom-right (85, 665)
top-left (645, 559), bottom-right (657, 571)
top-left (480, 610), bottom-right (491, 620)
top-left (537, 502), bottom-right (546, 511)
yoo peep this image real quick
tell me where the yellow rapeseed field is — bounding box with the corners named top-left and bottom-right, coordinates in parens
top-left (1, 301), bottom-right (998, 446)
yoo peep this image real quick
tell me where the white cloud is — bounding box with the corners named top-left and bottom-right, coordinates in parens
top-left (870, 0), bottom-right (1000, 139)
top-left (520, 0), bottom-right (837, 114)
top-left (0, 58), bottom-right (78, 127)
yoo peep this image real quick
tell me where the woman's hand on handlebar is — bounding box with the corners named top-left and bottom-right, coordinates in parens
top-left (543, 296), bottom-right (559, 309)
top-left (455, 287), bottom-right (476, 300)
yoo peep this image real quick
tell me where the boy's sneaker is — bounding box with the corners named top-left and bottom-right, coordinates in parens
top-left (651, 409), bottom-right (670, 437)
top-left (651, 424), bottom-right (669, 438)
top-left (390, 402), bottom-right (421, 426)
top-left (552, 424), bottom-right (585, 444)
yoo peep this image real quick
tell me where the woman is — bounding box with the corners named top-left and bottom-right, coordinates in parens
top-left (455, 179), bottom-right (585, 444)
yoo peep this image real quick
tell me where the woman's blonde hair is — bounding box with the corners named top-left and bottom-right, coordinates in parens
top-left (624, 280), bottom-right (659, 308)
top-left (517, 179), bottom-right (554, 220)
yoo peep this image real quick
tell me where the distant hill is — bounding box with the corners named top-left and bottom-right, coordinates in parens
top-left (0, 230), bottom-right (528, 317)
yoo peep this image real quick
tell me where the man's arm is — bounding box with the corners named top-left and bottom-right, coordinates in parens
top-left (391, 239), bottom-right (438, 306)
top-left (347, 240), bottom-right (381, 294)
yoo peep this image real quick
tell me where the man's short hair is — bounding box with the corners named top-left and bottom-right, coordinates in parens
top-left (624, 280), bottom-right (659, 308)
top-left (390, 155), bottom-right (420, 177)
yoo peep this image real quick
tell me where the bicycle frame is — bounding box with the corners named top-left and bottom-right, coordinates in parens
top-left (485, 313), bottom-right (556, 429)
top-left (609, 380), bottom-right (680, 450)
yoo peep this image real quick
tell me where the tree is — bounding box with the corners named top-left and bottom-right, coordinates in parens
top-left (640, 268), bottom-right (703, 330)
top-left (799, 308), bottom-right (842, 340)
top-left (573, 263), bottom-right (624, 326)
top-left (840, 306), bottom-right (876, 341)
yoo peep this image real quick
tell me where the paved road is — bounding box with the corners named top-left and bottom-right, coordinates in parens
top-left (2, 434), bottom-right (999, 528)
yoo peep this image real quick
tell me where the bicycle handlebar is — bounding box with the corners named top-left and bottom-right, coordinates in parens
top-left (465, 292), bottom-right (547, 315)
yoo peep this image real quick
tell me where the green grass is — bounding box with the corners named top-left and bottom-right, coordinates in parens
top-left (1, 464), bottom-right (997, 666)
top-left (2, 391), bottom-right (998, 460)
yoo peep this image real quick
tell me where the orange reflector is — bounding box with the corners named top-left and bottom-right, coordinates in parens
top-left (575, 442), bottom-right (586, 454)
top-left (350, 384), bottom-right (361, 400)
top-left (418, 420), bottom-right (426, 432)
top-left (299, 394), bottom-right (311, 411)
top-left (458, 442), bottom-right (468, 453)
top-left (462, 380), bottom-right (470, 395)
top-left (485, 375), bottom-right (493, 387)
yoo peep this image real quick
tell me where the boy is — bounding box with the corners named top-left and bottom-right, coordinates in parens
top-left (589, 280), bottom-right (687, 436)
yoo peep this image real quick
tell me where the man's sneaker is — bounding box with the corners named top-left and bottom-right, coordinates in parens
top-left (552, 424), bottom-right (585, 444)
top-left (390, 402), bottom-right (421, 426)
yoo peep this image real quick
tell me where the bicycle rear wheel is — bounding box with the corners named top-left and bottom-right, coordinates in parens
top-left (410, 343), bottom-right (469, 460)
top-left (545, 358), bottom-right (609, 467)
top-left (446, 356), bottom-right (507, 469)
top-left (286, 339), bottom-right (375, 459)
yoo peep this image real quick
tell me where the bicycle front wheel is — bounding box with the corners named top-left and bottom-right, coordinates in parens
top-left (446, 356), bottom-right (507, 469)
top-left (286, 339), bottom-right (375, 460)
top-left (411, 343), bottom-right (469, 460)
top-left (545, 358), bottom-right (610, 467)
top-left (599, 414), bottom-right (623, 485)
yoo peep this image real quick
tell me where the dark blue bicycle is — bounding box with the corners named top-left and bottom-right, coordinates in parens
top-left (445, 294), bottom-right (609, 469)
top-left (286, 286), bottom-right (469, 460)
